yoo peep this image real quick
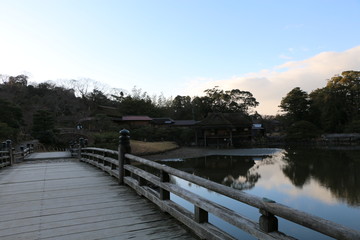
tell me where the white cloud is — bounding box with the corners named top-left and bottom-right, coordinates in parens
top-left (279, 54), bottom-right (293, 60)
top-left (184, 45), bottom-right (360, 115)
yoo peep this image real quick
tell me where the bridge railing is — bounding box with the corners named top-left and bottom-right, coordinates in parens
top-left (0, 141), bottom-right (34, 168)
top-left (13, 145), bottom-right (34, 162)
top-left (0, 140), bottom-right (14, 168)
top-left (0, 150), bottom-right (12, 168)
top-left (78, 130), bottom-right (360, 240)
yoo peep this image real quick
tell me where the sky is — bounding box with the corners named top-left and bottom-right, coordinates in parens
top-left (1, 0), bottom-right (360, 115)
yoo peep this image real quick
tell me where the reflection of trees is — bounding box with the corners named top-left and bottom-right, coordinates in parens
top-left (282, 148), bottom-right (360, 206)
top-left (222, 172), bottom-right (260, 190)
top-left (221, 156), bottom-right (276, 190)
top-left (162, 155), bottom-right (266, 191)
top-left (282, 151), bottom-right (311, 188)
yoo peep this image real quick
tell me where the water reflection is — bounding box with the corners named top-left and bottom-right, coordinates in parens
top-left (159, 147), bottom-right (360, 206)
top-left (282, 148), bottom-right (360, 206)
top-left (161, 155), bottom-right (263, 190)
top-left (158, 148), bottom-right (360, 239)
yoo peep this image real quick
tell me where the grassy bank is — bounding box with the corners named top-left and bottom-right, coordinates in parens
top-left (130, 140), bottom-right (179, 156)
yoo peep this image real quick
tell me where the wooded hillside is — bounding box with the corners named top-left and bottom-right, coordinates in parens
top-left (1, 70), bottom-right (359, 147)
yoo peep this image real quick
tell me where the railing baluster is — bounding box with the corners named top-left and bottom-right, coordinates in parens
top-left (6, 140), bottom-right (13, 166)
top-left (138, 176), bottom-right (146, 186)
top-left (160, 170), bottom-right (170, 200)
top-left (195, 206), bottom-right (208, 223)
top-left (259, 208), bottom-right (278, 233)
top-left (119, 129), bottom-right (131, 185)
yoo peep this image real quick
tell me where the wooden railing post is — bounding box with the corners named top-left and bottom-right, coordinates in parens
top-left (119, 129), bottom-right (131, 185)
top-left (259, 209), bottom-right (278, 233)
top-left (6, 140), bottom-right (14, 166)
top-left (20, 146), bottom-right (24, 157)
top-left (160, 170), bottom-right (170, 200)
top-left (195, 206), bottom-right (208, 223)
top-left (78, 138), bottom-right (84, 160)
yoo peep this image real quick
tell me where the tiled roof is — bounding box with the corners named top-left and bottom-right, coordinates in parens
top-left (122, 115), bottom-right (153, 121)
top-left (196, 112), bottom-right (251, 127)
top-left (152, 118), bottom-right (175, 124)
top-left (173, 120), bottom-right (199, 126)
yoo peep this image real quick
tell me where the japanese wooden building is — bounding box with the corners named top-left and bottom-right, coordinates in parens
top-left (195, 112), bottom-right (253, 147)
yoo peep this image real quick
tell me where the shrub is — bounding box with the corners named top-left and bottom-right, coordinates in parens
top-left (93, 131), bottom-right (119, 150)
top-left (131, 126), bottom-right (195, 145)
top-left (345, 120), bottom-right (360, 133)
top-left (286, 120), bottom-right (321, 140)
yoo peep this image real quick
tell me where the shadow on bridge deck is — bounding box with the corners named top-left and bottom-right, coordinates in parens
top-left (0, 159), bottom-right (196, 240)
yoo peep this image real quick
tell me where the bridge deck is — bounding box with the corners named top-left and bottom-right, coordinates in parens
top-left (0, 159), bottom-right (195, 240)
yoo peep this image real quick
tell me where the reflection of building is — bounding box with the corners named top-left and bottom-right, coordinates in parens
top-left (195, 113), bottom-right (253, 147)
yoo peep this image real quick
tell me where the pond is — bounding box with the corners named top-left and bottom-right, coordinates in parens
top-left (157, 147), bottom-right (360, 240)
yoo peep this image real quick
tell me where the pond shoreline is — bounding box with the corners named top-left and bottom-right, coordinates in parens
top-left (144, 147), bottom-right (282, 161)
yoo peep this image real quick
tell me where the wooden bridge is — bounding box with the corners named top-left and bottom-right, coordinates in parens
top-left (1, 132), bottom-right (360, 240)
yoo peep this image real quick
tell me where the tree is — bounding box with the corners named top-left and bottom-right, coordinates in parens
top-left (7, 74), bottom-right (28, 86)
top-left (279, 87), bottom-right (310, 123)
top-left (325, 71), bottom-right (360, 123)
top-left (86, 89), bottom-right (111, 106)
top-left (308, 71), bottom-right (360, 132)
top-left (119, 95), bottom-right (158, 116)
top-left (204, 86), bottom-right (259, 114)
top-left (0, 122), bottom-right (15, 141)
top-left (0, 99), bottom-right (23, 129)
top-left (191, 96), bottom-right (213, 119)
top-left (310, 87), bottom-right (347, 132)
top-left (345, 120), bottom-right (360, 133)
top-left (32, 110), bottom-right (57, 144)
top-left (286, 120), bottom-right (321, 140)
top-left (171, 95), bottom-right (193, 119)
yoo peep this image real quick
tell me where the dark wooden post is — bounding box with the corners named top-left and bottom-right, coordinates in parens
top-left (6, 140), bottom-right (14, 166)
top-left (78, 138), bottom-right (84, 160)
top-left (138, 176), bottom-right (146, 186)
top-left (160, 170), bottom-right (170, 200)
top-left (119, 129), bottom-right (131, 185)
top-left (195, 206), bottom-right (208, 223)
top-left (259, 209), bottom-right (278, 232)
top-left (20, 146), bottom-right (24, 157)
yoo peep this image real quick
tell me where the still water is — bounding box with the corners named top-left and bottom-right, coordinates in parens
top-left (158, 147), bottom-right (360, 240)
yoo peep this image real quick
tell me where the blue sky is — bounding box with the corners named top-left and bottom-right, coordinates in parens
top-left (1, 0), bottom-right (360, 115)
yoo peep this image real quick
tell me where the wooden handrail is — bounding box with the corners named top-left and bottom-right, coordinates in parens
top-left (78, 146), bottom-right (360, 240)
top-left (0, 140), bottom-right (14, 167)
top-left (0, 150), bottom-right (11, 168)
top-left (0, 141), bottom-right (34, 167)
top-left (13, 146), bottom-right (34, 161)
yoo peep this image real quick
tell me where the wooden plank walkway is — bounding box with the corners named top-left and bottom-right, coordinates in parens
top-left (0, 159), bottom-right (196, 240)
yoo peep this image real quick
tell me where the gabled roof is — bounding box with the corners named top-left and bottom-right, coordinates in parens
top-left (122, 115), bottom-right (153, 121)
top-left (196, 113), bottom-right (232, 126)
top-left (173, 120), bottom-right (199, 126)
top-left (152, 118), bottom-right (175, 125)
top-left (196, 112), bottom-right (251, 127)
